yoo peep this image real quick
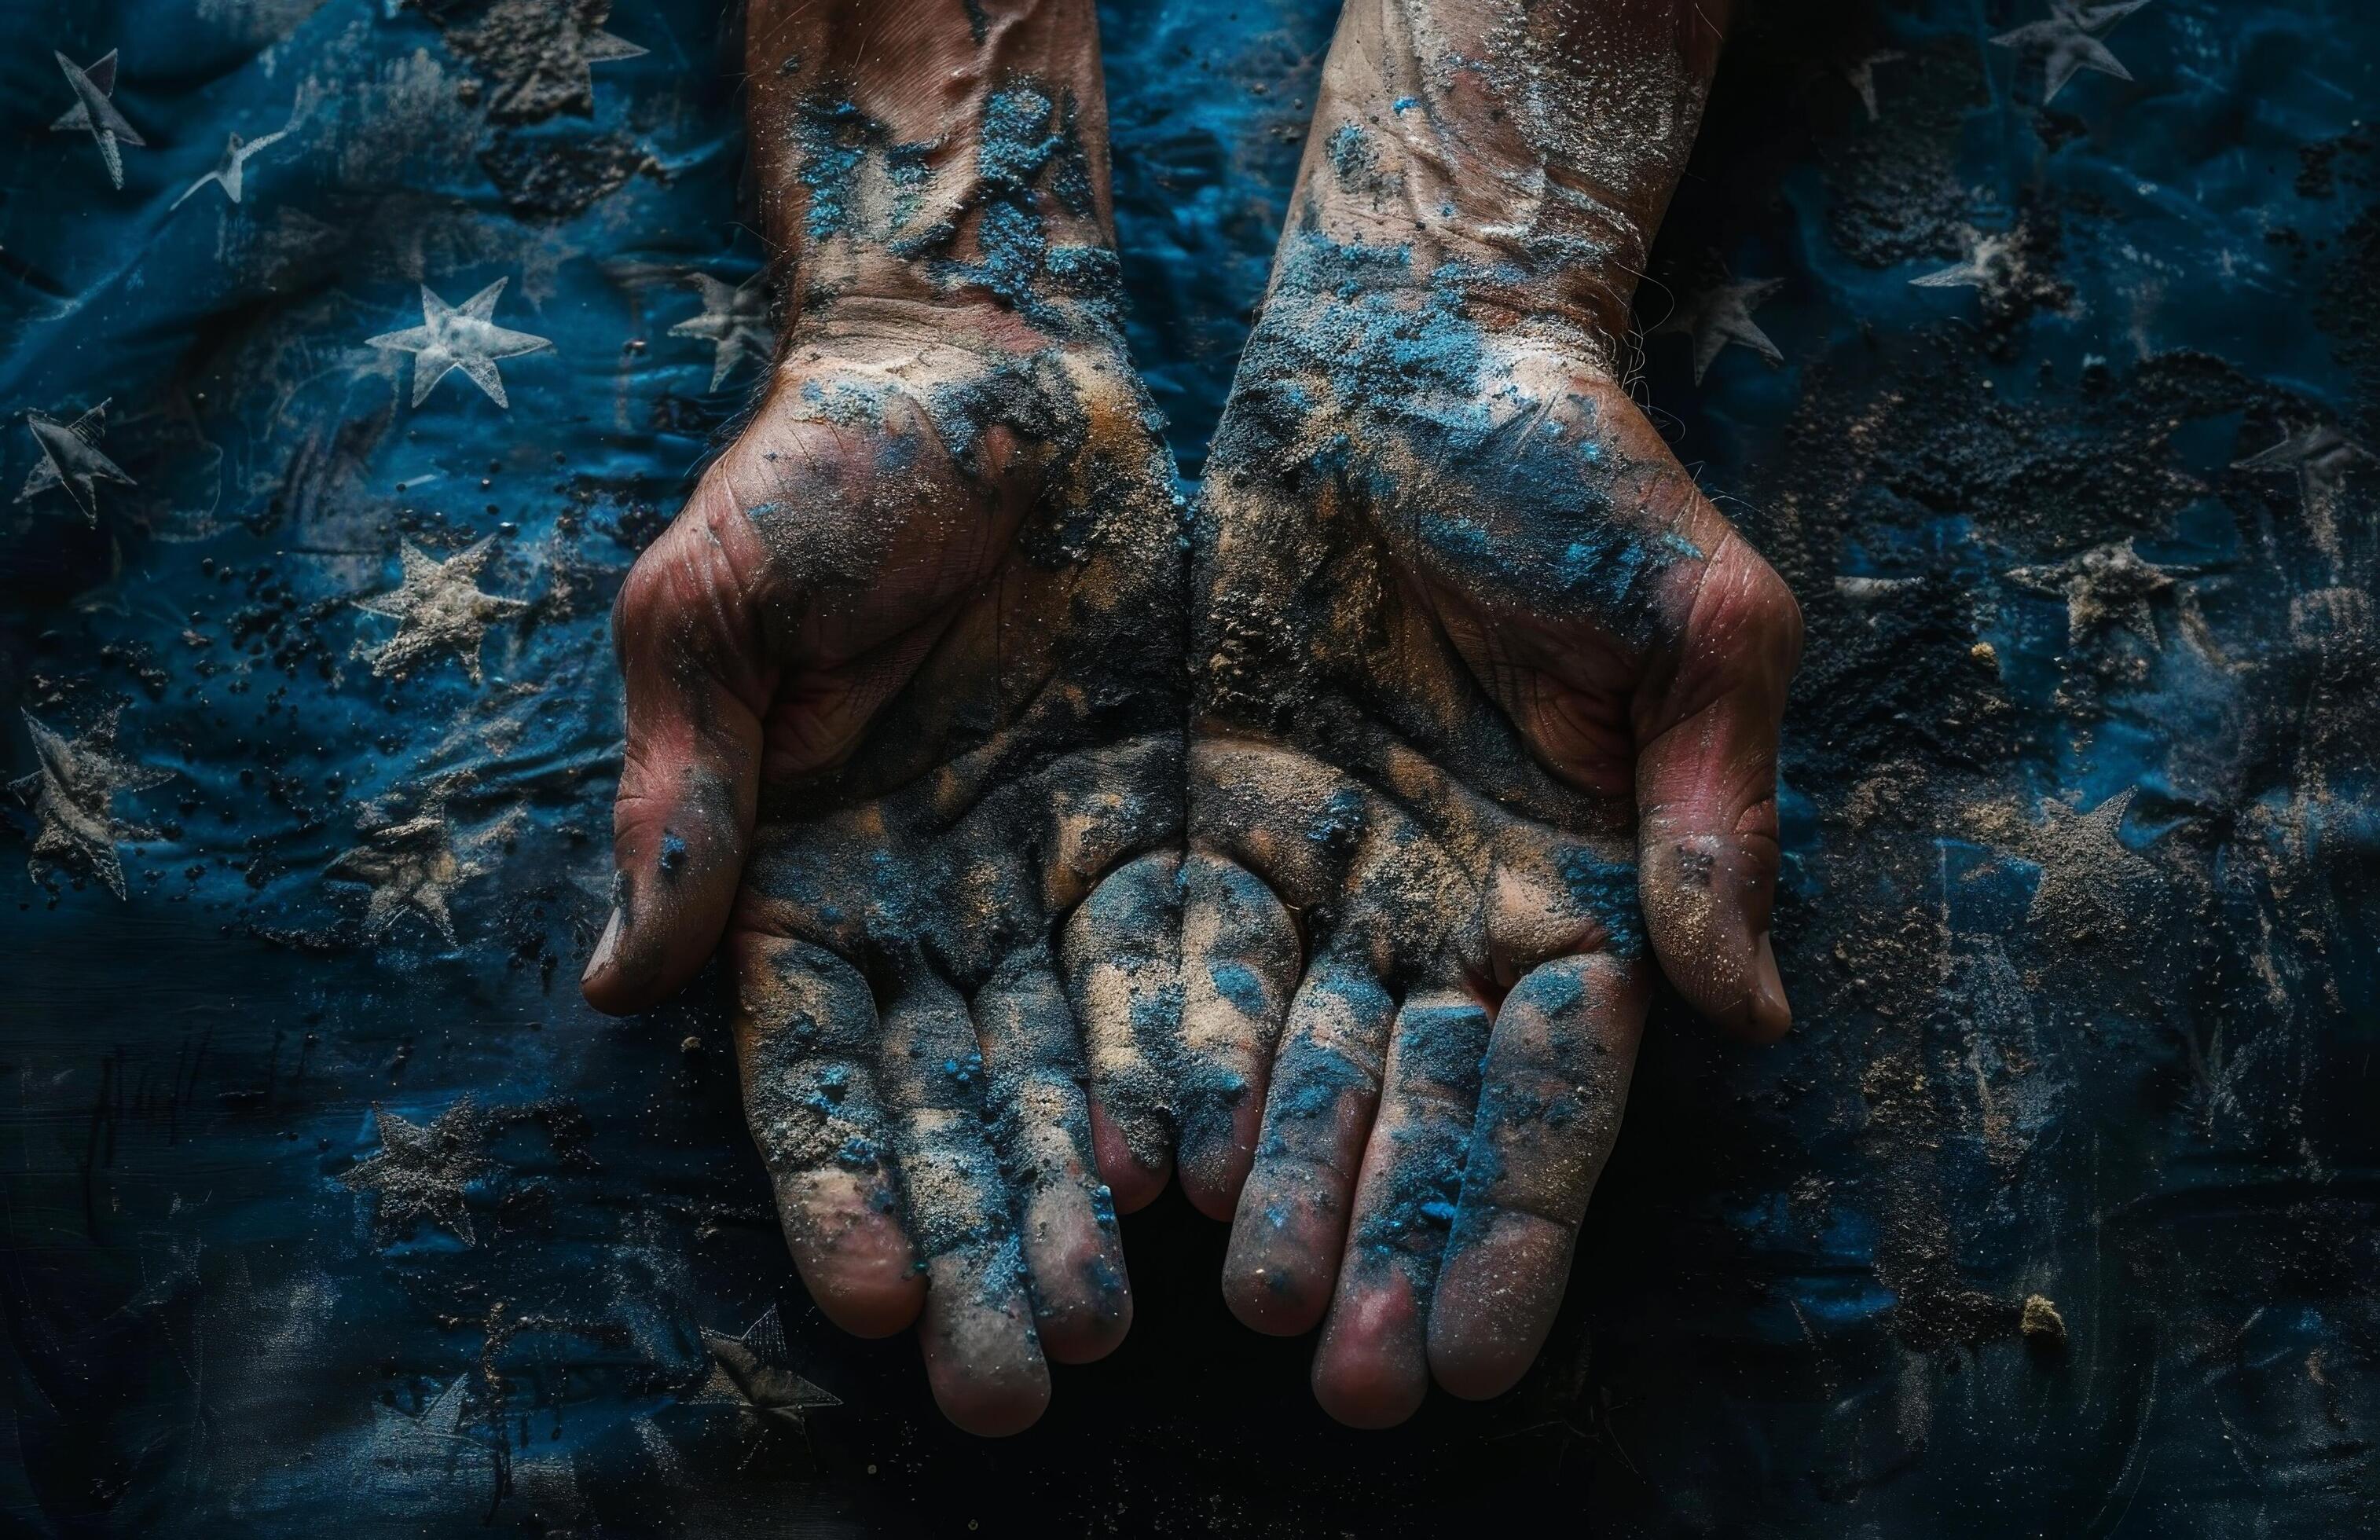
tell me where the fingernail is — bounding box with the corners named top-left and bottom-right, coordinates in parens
top-left (1751, 930), bottom-right (1790, 1032)
top-left (584, 907), bottom-right (622, 984)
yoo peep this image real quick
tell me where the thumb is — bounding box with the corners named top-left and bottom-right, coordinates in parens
top-left (1633, 528), bottom-right (1802, 1043)
top-left (582, 504), bottom-right (773, 1015)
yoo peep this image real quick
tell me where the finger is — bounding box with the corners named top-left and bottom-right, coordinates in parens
top-left (732, 934), bottom-right (922, 1339)
top-left (1058, 852), bottom-right (1183, 1214)
top-left (878, 963), bottom-right (1051, 1437)
top-left (1311, 988), bottom-right (1491, 1428)
top-left (1221, 953), bottom-right (1395, 1336)
top-left (1634, 530), bottom-right (1802, 1042)
top-left (584, 503), bottom-right (775, 1015)
top-left (972, 943), bottom-right (1133, 1366)
top-left (1428, 953), bottom-right (1645, 1400)
top-left (1174, 852), bottom-right (1300, 1219)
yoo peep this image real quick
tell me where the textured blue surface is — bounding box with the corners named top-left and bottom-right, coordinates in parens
top-left (1, 1), bottom-right (2375, 1534)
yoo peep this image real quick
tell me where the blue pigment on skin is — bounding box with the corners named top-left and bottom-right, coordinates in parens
top-left (1208, 960), bottom-right (1267, 1015)
top-left (1217, 222), bottom-right (1690, 640)
top-left (1555, 848), bottom-right (1645, 958)
top-left (658, 830), bottom-right (688, 875)
top-left (911, 82), bottom-right (1123, 333)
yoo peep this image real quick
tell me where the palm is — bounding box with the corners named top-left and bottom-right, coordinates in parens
top-left (1182, 266), bottom-right (1799, 1424)
top-left (596, 313), bottom-right (1184, 1434)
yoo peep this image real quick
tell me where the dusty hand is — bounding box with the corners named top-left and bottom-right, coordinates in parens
top-left (582, 299), bottom-right (1183, 1435)
top-left (1180, 230), bottom-right (1800, 1424)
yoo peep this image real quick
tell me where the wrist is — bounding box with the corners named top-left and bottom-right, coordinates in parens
top-left (746, 0), bottom-right (1121, 339)
top-left (1288, 0), bottom-right (1729, 348)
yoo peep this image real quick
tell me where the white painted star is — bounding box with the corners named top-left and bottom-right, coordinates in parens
top-left (18, 400), bottom-right (135, 525)
top-left (669, 273), bottom-right (772, 391)
top-left (1993, 1), bottom-right (2154, 104)
top-left (367, 279), bottom-right (552, 408)
top-left (51, 50), bottom-right (145, 190)
top-left (171, 123), bottom-right (294, 210)
top-left (1652, 277), bottom-right (1786, 385)
top-left (2234, 424), bottom-right (2371, 566)
top-left (2005, 538), bottom-right (2176, 649)
top-left (326, 808), bottom-right (487, 945)
top-left (1842, 50), bottom-right (1906, 122)
top-left (354, 539), bottom-right (530, 683)
top-left (13, 708), bottom-right (171, 900)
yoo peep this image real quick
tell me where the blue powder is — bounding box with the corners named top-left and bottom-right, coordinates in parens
top-left (1208, 960), bottom-right (1268, 1015)
top-left (1555, 847), bottom-right (1645, 959)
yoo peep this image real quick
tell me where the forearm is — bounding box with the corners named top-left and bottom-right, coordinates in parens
top-left (746, 0), bottom-right (1120, 333)
top-left (1292, 0), bottom-right (1733, 352)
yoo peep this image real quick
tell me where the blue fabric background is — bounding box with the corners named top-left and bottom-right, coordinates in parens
top-left (0, 0), bottom-right (2374, 1534)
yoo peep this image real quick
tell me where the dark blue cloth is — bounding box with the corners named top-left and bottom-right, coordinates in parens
top-left (0, 0), bottom-right (2374, 1534)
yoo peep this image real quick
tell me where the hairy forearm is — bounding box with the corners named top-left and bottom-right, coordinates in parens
top-left (745, 0), bottom-right (1120, 333)
top-left (1293, 0), bottom-right (1733, 351)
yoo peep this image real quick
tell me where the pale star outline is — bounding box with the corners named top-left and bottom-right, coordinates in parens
top-left (669, 273), bottom-right (772, 391)
top-left (2004, 537), bottom-right (2176, 650)
top-left (52, 50), bottom-right (145, 190)
top-left (690, 1305), bottom-right (842, 1428)
top-left (17, 399), bottom-right (135, 525)
top-left (1842, 50), bottom-right (1906, 121)
top-left (1652, 275), bottom-right (1786, 385)
top-left (1992, 0), bottom-right (2155, 104)
top-left (171, 121), bottom-right (295, 210)
top-left (353, 538), bottom-right (530, 684)
top-left (2022, 786), bottom-right (2155, 926)
top-left (366, 279), bottom-right (553, 409)
top-left (2234, 424), bottom-right (2371, 566)
top-left (12, 707), bottom-right (171, 900)
top-left (325, 790), bottom-right (526, 946)
top-left (464, 0), bottom-right (649, 121)
top-left (340, 1100), bottom-right (490, 1245)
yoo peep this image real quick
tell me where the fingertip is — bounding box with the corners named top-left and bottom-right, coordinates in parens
top-left (1036, 1283), bottom-right (1133, 1366)
top-left (1311, 1280), bottom-right (1429, 1428)
top-left (926, 1360), bottom-right (1051, 1439)
top-left (1744, 930), bottom-right (1792, 1042)
top-left (1089, 1102), bottom-right (1171, 1214)
top-left (798, 1238), bottom-right (927, 1339)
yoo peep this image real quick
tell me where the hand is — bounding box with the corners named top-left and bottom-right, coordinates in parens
top-left (1180, 238), bottom-right (1800, 1425)
top-left (582, 297), bottom-right (1183, 1435)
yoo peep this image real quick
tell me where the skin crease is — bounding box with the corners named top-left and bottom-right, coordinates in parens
top-left (1184, 0), bottom-right (1805, 1428)
top-left (581, 0), bottom-right (1190, 1437)
top-left (588, 0), bottom-right (1800, 1439)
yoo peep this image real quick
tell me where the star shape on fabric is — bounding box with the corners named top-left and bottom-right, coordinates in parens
top-left (2234, 424), bottom-right (2371, 566)
top-left (1840, 50), bottom-right (1906, 121)
top-left (2022, 787), bottom-right (2155, 927)
top-left (17, 400), bottom-right (135, 525)
top-left (325, 802), bottom-right (506, 945)
top-left (669, 273), bottom-right (772, 391)
top-left (12, 707), bottom-right (171, 900)
top-left (354, 538), bottom-right (530, 683)
top-left (1992, 0), bottom-right (2154, 104)
top-left (689, 1306), bottom-right (842, 1428)
top-left (2004, 538), bottom-right (2176, 650)
top-left (367, 279), bottom-right (552, 409)
top-left (443, 0), bottom-right (648, 123)
top-left (52, 50), bottom-right (145, 190)
top-left (1652, 276), bottom-right (1786, 385)
top-left (171, 121), bottom-right (294, 210)
top-left (341, 1101), bottom-right (491, 1245)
